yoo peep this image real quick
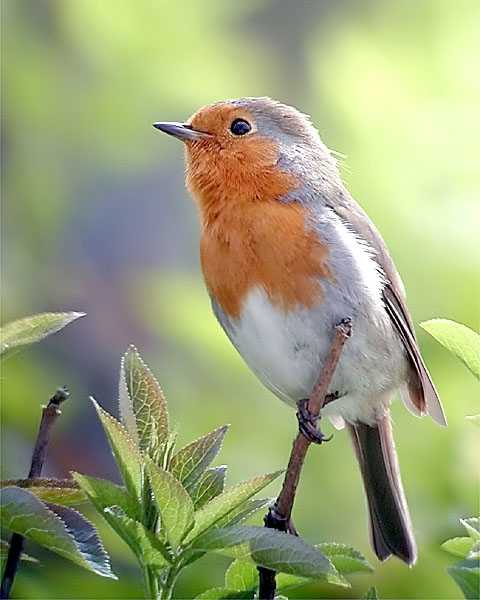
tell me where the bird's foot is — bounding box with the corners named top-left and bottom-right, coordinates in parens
top-left (264, 505), bottom-right (298, 536)
top-left (296, 398), bottom-right (333, 444)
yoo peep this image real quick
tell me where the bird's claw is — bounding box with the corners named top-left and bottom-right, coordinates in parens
top-left (264, 505), bottom-right (298, 536)
top-left (296, 398), bottom-right (333, 444)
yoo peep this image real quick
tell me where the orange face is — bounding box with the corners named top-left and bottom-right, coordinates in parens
top-left (154, 100), bottom-right (331, 317)
top-left (183, 103), bottom-right (296, 223)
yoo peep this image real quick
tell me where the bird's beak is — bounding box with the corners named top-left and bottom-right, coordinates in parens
top-left (152, 121), bottom-right (212, 142)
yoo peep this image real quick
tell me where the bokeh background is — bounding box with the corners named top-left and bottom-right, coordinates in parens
top-left (1, 0), bottom-right (479, 598)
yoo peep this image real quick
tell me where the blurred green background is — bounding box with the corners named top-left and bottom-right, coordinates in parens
top-left (1, 0), bottom-right (479, 598)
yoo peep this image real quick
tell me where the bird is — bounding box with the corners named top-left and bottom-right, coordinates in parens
top-left (153, 97), bottom-right (446, 566)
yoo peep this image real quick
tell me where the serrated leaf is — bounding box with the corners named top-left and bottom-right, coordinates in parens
top-left (217, 498), bottom-right (273, 528)
top-left (0, 540), bottom-right (38, 564)
top-left (171, 426), bottom-right (229, 492)
top-left (0, 478), bottom-right (86, 506)
top-left (461, 518), bottom-right (480, 542)
top-left (364, 587), bottom-right (379, 599)
top-left (192, 466), bottom-right (227, 509)
top-left (0, 487), bottom-right (115, 578)
top-left (91, 398), bottom-right (143, 501)
top-left (0, 312), bottom-right (85, 356)
top-left (73, 473), bottom-right (168, 562)
top-left (317, 542), bottom-right (373, 574)
top-left (119, 346), bottom-right (169, 459)
top-left (443, 537), bottom-right (476, 559)
top-left (191, 525), bottom-right (343, 583)
top-left (146, 458), bottom-right (195, 549)
top-left (448, 559), bottom-right (480, 599)
top-left (72, 473), bottom-right (139, 520)
top-left (420, 319), bottom-right (480, 379)
top-left (184, 472), bottom-right (282, 544)
top-left (103, 506), bottom-right (170, 567)
top-left (195, 588), bottom-right (254, 599)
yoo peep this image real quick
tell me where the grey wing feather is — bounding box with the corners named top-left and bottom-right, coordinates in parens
top-left (328, 191), bottom-right (446, 426)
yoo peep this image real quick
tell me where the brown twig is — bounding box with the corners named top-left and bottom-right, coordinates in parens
top-left (258, 319), bottom-right (352, 599)
top-left (1, 387), bottom-right (69, 600)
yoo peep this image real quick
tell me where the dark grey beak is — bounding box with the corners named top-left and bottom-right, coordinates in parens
top-left (152, 121), bottom-right (211, 141)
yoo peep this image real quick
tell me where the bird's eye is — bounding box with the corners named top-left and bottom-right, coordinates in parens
top-left (230, 118), bottom-right (251, 136)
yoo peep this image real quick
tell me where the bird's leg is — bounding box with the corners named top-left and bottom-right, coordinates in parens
top-left (296, 397), bottom-right (333, 444)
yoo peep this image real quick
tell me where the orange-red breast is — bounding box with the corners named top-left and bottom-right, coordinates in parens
top-left (153, 97), bottom-right (446, 566)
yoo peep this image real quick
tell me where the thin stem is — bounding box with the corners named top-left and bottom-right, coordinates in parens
top-left (143, 565), bottom-right (160, 600)
top-left (258, 320), bottom-right (352, 599)
top-left (0, 387), bottom-right (69, 600)
top-left (159, 566), bottom-right (178, 600)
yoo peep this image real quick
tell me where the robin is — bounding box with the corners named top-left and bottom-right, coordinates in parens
top-left (153, 97), bottom-right (446, 566)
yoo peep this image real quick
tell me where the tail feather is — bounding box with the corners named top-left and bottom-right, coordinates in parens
top-left (348, 414), bottom-right (417, 565)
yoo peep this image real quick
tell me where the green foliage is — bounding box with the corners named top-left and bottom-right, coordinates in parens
top-left (0, 478), bottom-right (86, 507)
top-left (145, 458), bottom-right (195, 549)
top-left (196, 542), bottom-right (373, 599)
top-left (363, 587), bottom-right (379, 599)
top-left (420, 319), bottom-right (480, 380)
top-left (442, 517), bottom-right (480, 598)
top-left (170, 426), bottom-right (229, 492)
top-left (91, 397), bottom-right (144, 501)
top-left (0, 312), bottom-right (85, 357)
top-left (0, 486), bottom-right (115, 579)
top-left (75, 348), bottom-right (371, 598)
top-left (119, 346), bottom-right (169, 461)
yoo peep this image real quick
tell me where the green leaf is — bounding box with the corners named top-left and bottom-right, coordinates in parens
top-left (443, 537), bottom-right (476, 559)
top-left (0, 312), bottom-right (85, 356)
top-left (191, 525), bottom-right (343, 583)
top-left (72, 473), bottom-right (169, 563)
top-left (192, 466), bottom-right (227, 509)
top-left (364, 587), bottom-right (379, 599)
top-left (317, 542), bottom-right (373, 574)
top-left (469, 543), bottom-right (480, 561)
top-left (91, 398), bottom-right (143, 501)
top-left (461, 518), bottom-right (480, 542)
top-left (0, 487), bottom-right (115, 578)
top-left (119, 346), bottom-right (169, 459)
top-left (448, 559), bottom-right (480, 599)
top-left (0, 478), bottom-right (86, 506)
top-left (195, 588), bottom-right (253, 599)
top-left (170, 425), bottom-right (229, 492)
top-left (225, 559), bottom-right (258, 591)
top-left (0, 540), bottom-right (38, 564)
top-left (184, 472), bottom-right (282, 544)
top-left (420, 319), bottom-right (480, 379)
top-left (217, 498), bottom-right (273, 528)
top-left (103, 506), bottom-right (170, 568)
top-left (72, 473), bottom-right (138, 520)
top-left (466, 415), bottom-right (480, 427)
top-left (145, 458), bottom-right (195, 549)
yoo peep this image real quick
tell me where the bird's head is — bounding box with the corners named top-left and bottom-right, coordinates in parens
top-left (154, 97), bottom-right (337, 221)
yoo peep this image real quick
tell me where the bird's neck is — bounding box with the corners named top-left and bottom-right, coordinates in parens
top-left (199, 199), bottom-right (331, 319)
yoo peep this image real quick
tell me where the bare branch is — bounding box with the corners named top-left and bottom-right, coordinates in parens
top-left (258, 320), bottom-right (352, 599)
top-left (1, 387), bottom-right (69, 599)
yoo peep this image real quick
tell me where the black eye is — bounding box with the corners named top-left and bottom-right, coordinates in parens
top-left (230, 118), bottom-right (251, 136)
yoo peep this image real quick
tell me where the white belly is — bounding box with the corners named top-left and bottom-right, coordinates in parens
top-left (221, 283), bottom-right (407, 426)
top-left (211, 212), bottom-right (409, 426)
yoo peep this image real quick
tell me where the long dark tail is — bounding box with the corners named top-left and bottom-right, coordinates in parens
top-left (348, 414), bottom-right (417, 566)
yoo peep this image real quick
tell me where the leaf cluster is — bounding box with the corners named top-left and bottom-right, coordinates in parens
top-left (442, 518), bottom-right (480, 599)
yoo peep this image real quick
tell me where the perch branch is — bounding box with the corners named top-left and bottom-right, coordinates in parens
top-left (1, 387), bottom-right (69, 600)
top-left (258, 319), bottom-right (352, 600)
